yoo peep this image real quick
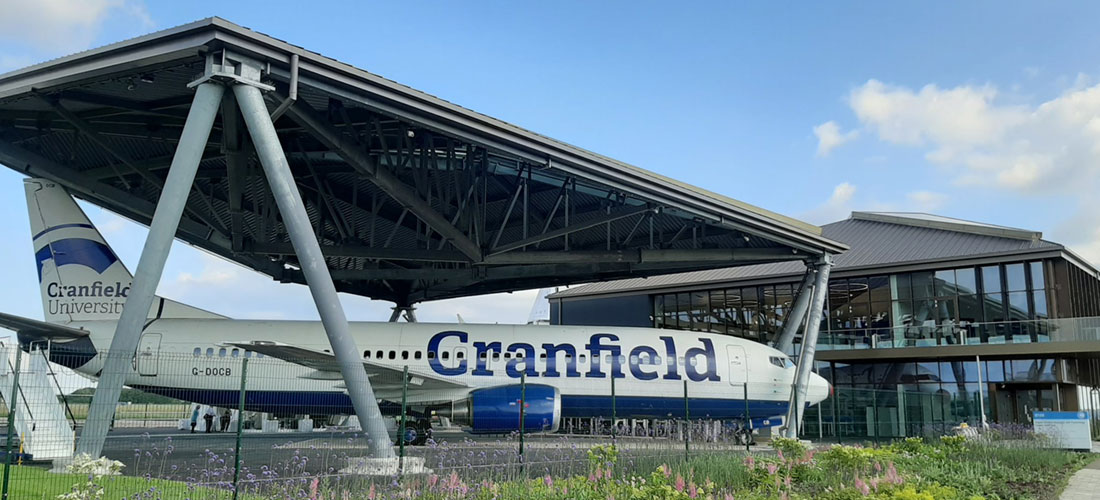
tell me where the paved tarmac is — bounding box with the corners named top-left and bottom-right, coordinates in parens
top-left (92, 425), bottom-right (754, 484)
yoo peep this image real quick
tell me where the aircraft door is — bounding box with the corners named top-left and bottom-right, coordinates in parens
top-left (137, 333), bottom-right (161, 376)
top-left (726, 345), bottom-right (746, 385)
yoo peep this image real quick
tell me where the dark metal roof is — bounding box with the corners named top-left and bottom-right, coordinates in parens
top-left (551, 214), bottom-right (1074, 299)
top-left (0, 18), bottom-right (845, 305)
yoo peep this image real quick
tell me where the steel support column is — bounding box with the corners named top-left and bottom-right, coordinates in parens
top-left (234, 83), bottom-right (395, 459)
top-left (76, 82), bottom-right (226, 458)
top-left (785, 255), bottom-right (832, 439)
top-left (773, 267), bottom-right (817, 355)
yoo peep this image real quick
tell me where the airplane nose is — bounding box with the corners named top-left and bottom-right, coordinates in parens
top-left (808, 372), bottom-right (831, 405)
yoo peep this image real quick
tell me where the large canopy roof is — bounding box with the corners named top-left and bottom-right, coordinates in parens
top-left (0, 18), bottom-right (845, 305)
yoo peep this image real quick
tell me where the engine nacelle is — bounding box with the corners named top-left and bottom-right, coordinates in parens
top-left (441, 384), bottom-right (561, 434)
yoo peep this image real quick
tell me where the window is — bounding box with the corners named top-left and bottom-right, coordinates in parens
top-left (376, 350), bottom-right (383, 359)
top-left (579, 354), bottom-right (587, 363)
top-left (1006, 263), bottom-right (1027, 292)
top-left (193, 348), bottom-right (201, 357)
top-left (911, 272), bottom-right (934, 298)
top-left (769, 356), bottom-right (785, 368)
top-left (955, 268), bottom-right (977, 295)
top-left (504, 352), bottom-right (512, 359)
top-left (414, 351), bottom-right (422, 360)
top-left (934, 269), bottom-right (955, 296)
top-left (206, 348), bottom-right (214, 357)
top-left (427, 351), bottom-right (436, 359)
top-left (256, 352), bottom-right (264, 358)
top-left (364, 351), bottom-right (371, 359)
top-left (401, 351), bottom-right (409, 360)
top-left (388, 351), bottom-right (396, 360)
top-left (442, 352), bottom-right (450, 360)
top-left (1029, 261), bottom-right (1045, 289)
top-left (244, 351), bottom-right (252, 358)
top-left (982, 266), bottom-right (1002, 294)
top-left (218, 348), bottom-right (227, 357)
top-left (231, 348), bottom-right (239, 358)
top-left (492, 353), bottom-right (500, 360)
top-left (457, 351), bottom-right (465, 359)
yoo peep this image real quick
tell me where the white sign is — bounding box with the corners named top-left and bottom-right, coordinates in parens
top-left (1033, 411), bottom-right (1092, 450)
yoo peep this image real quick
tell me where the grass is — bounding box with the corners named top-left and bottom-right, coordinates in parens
top-left (0, 435), bottom-right (1090, 499)
top-left (2, 465), bottom-right (261, 500)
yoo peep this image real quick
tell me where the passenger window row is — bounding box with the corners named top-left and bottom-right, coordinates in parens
top-left (191, 347), bottom-right (265, 359)
top-left (358, 349), bottom-right (698, 367)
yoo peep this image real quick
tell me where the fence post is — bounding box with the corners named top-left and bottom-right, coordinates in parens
top-left (610, 373), bottom-right (616, 446)
top-left (743, 381), bottom-right (750, 452)
top-left (519, 371), bottom-right (526, 476)
top-left (232, 357), bottom-right (248, 500)
top-left (683, 380), bottom-right (689, 462)
top-left (398, 365), bottom-right (408, 477)
top-left (871, 388), bottom-right (878, 442)
top-left (2, 348), bottom-right (22, 500)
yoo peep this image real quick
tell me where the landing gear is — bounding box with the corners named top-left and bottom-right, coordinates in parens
top-left (735, 427), bottom-right (755, 446)
top-left (401, 418), bottom-right (431, 446)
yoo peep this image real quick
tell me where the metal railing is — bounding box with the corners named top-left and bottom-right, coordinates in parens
top-left (807, 316), bottom-right (1100, 351)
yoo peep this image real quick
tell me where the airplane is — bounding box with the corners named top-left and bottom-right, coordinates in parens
top-left (0, 179), bottom-right (831, 444)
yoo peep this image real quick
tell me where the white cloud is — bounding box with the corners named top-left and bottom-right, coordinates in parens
top-left (813, 121), bottom-right (859, 156)
top-left (802, 182), bottom-right (856, 224)
top-left (905, 191), bottom-right (947, 212)
top-left (837, 77), bottom-right (1100, 267)
top-left (0, 0), bottom-right (152, 53)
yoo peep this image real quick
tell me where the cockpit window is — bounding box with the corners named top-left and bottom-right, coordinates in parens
top-left (770, 356), bottom-right (793, 368)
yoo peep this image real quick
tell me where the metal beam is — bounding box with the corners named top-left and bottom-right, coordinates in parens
top-left (482, 247), bottom-right (807, 265)
top-left (773, 266), bottom-right (816, 355)
top-left (785, 255), bottom-right (832, 438)
top-left (76, 82), bottom-right (226, 459)
top-left (247, 241), bottom-right (468, 262)
top-left (283, 100), bottom-right (483, 261)
top-left (490, 205), bottom-right (653, 255)
top-left (235, 82), bottom-right (395, 459)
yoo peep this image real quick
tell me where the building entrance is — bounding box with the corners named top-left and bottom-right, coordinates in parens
top-left (992, 384), bottom-right (1057, 424)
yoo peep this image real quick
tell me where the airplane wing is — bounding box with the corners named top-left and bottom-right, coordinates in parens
top-left (0, 311), bottom-right (89, 340)
top-left (222, 341), bottom-right (468, 391)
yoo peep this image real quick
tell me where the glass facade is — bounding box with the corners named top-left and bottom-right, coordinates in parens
top-left (803, 358), bottom-right (1067, 438)
top-left (652, 260), bottom-right (1053, 350)
top-left (555, 255), bottom-right (1100, 439)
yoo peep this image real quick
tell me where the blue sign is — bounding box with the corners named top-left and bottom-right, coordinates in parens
top-left (1033, 411), bottom-right (1089, 421)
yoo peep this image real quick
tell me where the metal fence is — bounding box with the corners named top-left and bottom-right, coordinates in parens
top-left (0, 345), bottom-right (981, 499)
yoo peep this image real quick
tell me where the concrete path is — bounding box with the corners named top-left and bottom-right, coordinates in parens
top-left (1060, 452), bottom-right (1100, 500)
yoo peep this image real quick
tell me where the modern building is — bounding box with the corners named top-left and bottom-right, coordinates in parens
top-left (549, 212), bottom-right (1100, 439)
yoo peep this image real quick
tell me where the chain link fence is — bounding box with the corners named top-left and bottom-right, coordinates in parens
top-left (0, 345), bottom-right (1002, 499)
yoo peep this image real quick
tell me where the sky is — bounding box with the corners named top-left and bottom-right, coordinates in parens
top-left (2, 1), bottom-right (1100, 329)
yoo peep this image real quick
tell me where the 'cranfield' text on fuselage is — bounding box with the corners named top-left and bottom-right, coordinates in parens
top-left (427, 331), bottom-right (720, 381)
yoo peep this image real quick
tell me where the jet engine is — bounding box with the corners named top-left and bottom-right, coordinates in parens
top-left (438, 384), bottom-right (561, 434)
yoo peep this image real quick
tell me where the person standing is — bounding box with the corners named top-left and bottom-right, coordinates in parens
top-left (220, 408), bottom-right (231, 432)
top-left (204, 406), bottom-right (216, 433)
top-left (190, 405), bottom-right (200, 433)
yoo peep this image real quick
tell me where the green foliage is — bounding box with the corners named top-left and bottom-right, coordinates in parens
top-left (938, 434), bottom-right (967, 452)
top-left (586, 443), bottom-right (619, 473)
top-left (771, 436), bottom-right (808, 461)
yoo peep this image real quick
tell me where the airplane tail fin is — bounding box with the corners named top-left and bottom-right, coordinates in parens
top-left (25, 179), bottom-right (225, 324)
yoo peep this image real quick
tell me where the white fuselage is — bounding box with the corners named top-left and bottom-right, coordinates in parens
top-left (51, 319), bottom-right (829, 421)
